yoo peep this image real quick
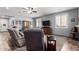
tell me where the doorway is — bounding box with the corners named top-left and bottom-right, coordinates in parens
top-left (0, 19), bottom-right (9, 31)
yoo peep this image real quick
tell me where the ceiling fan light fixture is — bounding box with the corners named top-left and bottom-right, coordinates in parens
top-left (27, 11), bottom-right (32, 14)
top-left (22, 7), bottom-right (37, 14)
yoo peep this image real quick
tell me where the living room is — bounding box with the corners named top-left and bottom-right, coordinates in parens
top-left (0, 7), bottom-right (79, 51)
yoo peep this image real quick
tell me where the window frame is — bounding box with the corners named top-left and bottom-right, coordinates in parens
top-left (55, 13), bottom-right (68, 28)
top-left (36, 18), bottom-right (42, 28)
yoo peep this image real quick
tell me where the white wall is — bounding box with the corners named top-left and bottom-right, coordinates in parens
top-left (35, 8), bottom-right (78, 36)
top-left (78, 8), bottom-right (79, 24)
top-left (78, 8), bottom-right (79, 17)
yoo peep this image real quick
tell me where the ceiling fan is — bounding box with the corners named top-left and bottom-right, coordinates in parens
top-left (22, 7), bottom-right (37, 14)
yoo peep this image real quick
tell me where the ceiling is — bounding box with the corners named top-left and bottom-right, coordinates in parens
top-left (0, 7), bottom-right (77, 18)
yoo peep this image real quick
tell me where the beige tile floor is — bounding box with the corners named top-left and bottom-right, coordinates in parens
top-left (56, 36), bottom-right (79, 51)
top-left (0, 32), bottom-right (79, 51)
top-left (0, 32), bottom-right (11, 51)
top-left (56, 36), bottom-right (67, 51)
top-left (61, 39), bottom-right (79, 51)
top-left (0, 32), bottom-right (26, 51)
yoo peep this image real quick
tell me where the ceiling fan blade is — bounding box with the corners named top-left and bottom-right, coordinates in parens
top-left (32, 11), bottom-right (37, 13)
top-left (22, 7), bottom-right (33, 10)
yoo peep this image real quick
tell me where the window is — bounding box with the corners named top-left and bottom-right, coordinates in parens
top-left (30, 21), bottom-right (33, 28)
top-left (55, 13), bottom-right (68, 28)
top-left (36, 18), bottom-right (42, 28)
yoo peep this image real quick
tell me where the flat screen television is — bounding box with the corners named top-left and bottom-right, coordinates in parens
top-left (42, 20), bottom-right (50, 26)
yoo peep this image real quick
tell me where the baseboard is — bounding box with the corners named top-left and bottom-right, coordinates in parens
top-left (53, 34), bottom-right (72, 38)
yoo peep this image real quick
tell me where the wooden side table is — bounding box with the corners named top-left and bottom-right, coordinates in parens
top-left (46, 35), bottom-right (56, 51)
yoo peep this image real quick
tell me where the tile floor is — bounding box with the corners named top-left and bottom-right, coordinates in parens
top-left (0, 32), bottom-right (79, 51)
top-left (0, 32), bottom-right (27, 51)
